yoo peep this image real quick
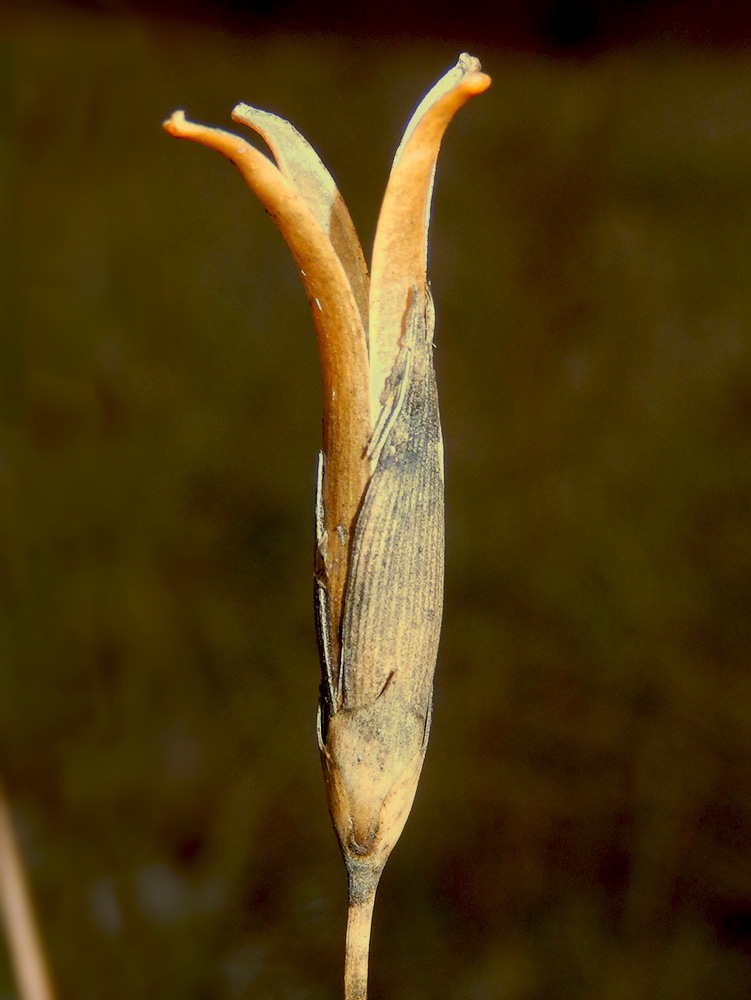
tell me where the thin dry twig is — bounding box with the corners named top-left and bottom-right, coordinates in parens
top-left (343, 875), bottom-right (378, 1000)
top-left (0, 784), bottom-right (56, 1000)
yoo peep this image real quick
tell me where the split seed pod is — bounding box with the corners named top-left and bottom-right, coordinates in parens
top-left (164, 54), bottom-right (489, 998)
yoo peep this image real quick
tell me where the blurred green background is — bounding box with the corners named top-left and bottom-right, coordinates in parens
top-left (2, 5), bottom-right (751, 998)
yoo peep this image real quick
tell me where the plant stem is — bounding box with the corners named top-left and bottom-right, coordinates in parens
top-left (0, 784), bottom-right (55, 1000)
top-left (344, 868), bottom-right (379, 1000)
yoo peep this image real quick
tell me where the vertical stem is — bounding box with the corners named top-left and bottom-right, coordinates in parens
top-left (344, 868), bottom-right (380, 1000)
top-left (0, 785), bottom-right (56, 1000)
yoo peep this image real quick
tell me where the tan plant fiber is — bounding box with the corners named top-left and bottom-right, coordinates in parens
top-left (164, 53), bottom-right (489, 999)
top-left (0, 784), bottom-right (56, 1000)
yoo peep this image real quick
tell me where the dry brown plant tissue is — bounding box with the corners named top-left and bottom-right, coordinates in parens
top-left (164, 53), bottom-right (490, 999)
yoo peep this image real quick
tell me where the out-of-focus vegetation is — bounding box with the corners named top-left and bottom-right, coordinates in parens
top-left (1, 8), bottom-right (751, 999)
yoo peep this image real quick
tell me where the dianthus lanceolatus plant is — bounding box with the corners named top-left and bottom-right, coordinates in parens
top-left (164, 53), bottom-right (490, 999)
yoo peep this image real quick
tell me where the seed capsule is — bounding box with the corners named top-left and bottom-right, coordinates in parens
top-left (317, 285), bottom-right (444, 871)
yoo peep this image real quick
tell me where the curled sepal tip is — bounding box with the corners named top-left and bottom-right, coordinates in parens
top-left (231, 103), bottom-right (370, 330)
top-left (162, 108), bottom-right (370, 667)
top-left (369, 53), bottom-right (491, 424)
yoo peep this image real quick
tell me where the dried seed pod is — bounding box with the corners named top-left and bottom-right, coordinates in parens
top-left (317, 285), bottom-right (443, 875)
top-left (164, 55), bottom-right (489, 1000)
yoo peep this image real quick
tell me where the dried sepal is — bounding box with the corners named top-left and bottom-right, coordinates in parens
top-left (368, 54), bottom-right (490, 425)
top-left (163, 109), bottom-right (369, 665)
top-left (231, 104), bottom-right (370, 329)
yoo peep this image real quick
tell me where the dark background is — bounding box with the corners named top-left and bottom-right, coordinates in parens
top-left (2, 2), bottom-right (751, 997)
